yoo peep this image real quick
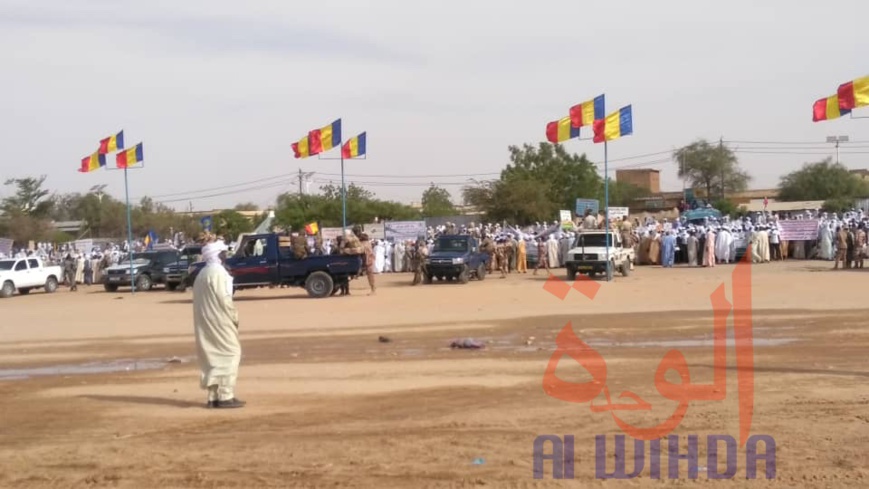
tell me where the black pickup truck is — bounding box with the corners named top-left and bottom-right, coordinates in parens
top-left (187, 233), bottom-right (363, 298)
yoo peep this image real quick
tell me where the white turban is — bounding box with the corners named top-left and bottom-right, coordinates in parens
top-left (202, 241), bottom-right (228, 265)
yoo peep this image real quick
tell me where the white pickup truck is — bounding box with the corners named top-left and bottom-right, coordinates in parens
top-left (565, 230), bottom-right (635, 280)
top-left (0, 257), bottom-right (63, 298)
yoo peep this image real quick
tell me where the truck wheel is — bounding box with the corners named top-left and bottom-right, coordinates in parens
top-left (0, 280), bottom-right (14, 298)
top-left (476, 264), bottom-right (486, 281)
top-left (104, 284), bottom-right (119, 292)
top-left (423, 273), bottom-right (433, 284)
top-left (566, 266), bottom-right (576, 280)
top-left (305, 271), bottom-right (334, 298)
top-left (620, 262), bottom-right (631, 277)
top-left (166, 283), bottom-right (178, 292)
top-left (458, 266), bottom-right (470, 284)
top-left (44, 276), bottom-right (58, 293)
top-left (136, 274), bottom-right (153, 291)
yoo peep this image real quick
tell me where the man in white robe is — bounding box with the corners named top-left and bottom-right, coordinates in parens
top-left (374, 240), bottom-right (386, 273)
top-left (547, 235), bottom-right (560, 268)
top-left (193, 241), bottom-right (244, 409)
top-left (715, 227), bottom-right (733, 264)
top-left (819, 222), bottom-right (833, 260)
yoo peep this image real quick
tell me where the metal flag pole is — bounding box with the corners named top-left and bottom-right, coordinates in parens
top-left (340, 150), bottom-right (347, 229)
top-left (604, 140), bottom-right (611, 282)
top-left (123, 165), bottom-right (136, 293)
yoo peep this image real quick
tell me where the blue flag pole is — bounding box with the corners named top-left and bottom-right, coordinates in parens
top-left (604, 140), bottom-right (611, 282)
top-left (124, 166), bottom-right (135, 293)
top-left (340, 150), bottom-right (347, 230)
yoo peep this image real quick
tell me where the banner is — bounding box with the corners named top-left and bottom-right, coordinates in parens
top-left (385, 220), bottom-right (426, 241)
top-left (575, 198), bottom-right (599, 216)
top-left (72, 239), bottom-right (93, 253)
top-left (779, 219), bottom-right (819, 241)
top-left (0, 238), bottom-right (12, 257)
top-left (609, 207), bottom-right (629, 219)
top-left (363, 222), bottom-right (385, 239)
top-left (321, 227), bottom-right (343, 241)
top-left (559, 210), bottom-right (574, 229)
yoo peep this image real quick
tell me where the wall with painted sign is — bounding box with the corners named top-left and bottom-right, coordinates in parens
top-left (608, 207), bottom-right (629, 219)
top-left (779, 219), bottom-right (819, 241)
top-left (385, 221), bottom-right (426, 240)
top-left (575, 199), bottom-right (599, 216)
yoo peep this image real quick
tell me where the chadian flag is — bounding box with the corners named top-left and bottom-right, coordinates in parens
top-left (837, 76), bottom-right (869, 111)
top-left (308, 119), bottom-right (342, 155)
top-left (98, 131), bottom-right (124, 154)
top-left (143, 230), bottom-right (157, 250)
top-left (304, 222), bottom-right (319, 235)
top-left (342, 132), bottom-right (367, 158)
top-left (593, 105), bottom-right (633, 143)
top-left (116, 142), bottom-right (144, 168)
top-left (292, 135), bottom-right (312, 158)
top-left (813, 94), bottom-right (850, 122)
top-left (546, 116), bottom-right (580, 143)
top-left (79, 151), bottom-right (106, 172)
top-left (569, 95), bottom-right (606, 128)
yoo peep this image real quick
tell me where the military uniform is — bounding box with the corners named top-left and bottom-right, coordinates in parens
top-left (480, 236), bottom-right (495, 272)
top-left (291, 235), bottom-right (308, 259)
top-left (64, 255), bottom-right (77, 291)
top-left (411, 241), bottom-right (428, 285)
top-left (494, 241), bottom-right (507, 277)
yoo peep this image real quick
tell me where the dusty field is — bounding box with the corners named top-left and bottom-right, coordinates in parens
top-left (1, 261), bottom-right (868, 488)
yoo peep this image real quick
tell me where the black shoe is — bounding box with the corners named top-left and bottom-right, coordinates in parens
top-left (214, 398), bottom-right (246, 409)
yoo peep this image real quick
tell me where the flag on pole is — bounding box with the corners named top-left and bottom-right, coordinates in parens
top-left (304, 222), bottom-right (319, 235)
top-left (144, 230), bottom-right (157, 249)
top-left (292, 135), bottom-right (312, 158)
top-left (342, 132), bottom-right (367, 158)
top-left (545, 116), bottom-right (580, 143)
top-left (98, 130), bottom-right (124, 154)
top-left (813, 94), bottom-right (850, 121)
top-left (837, 75), bottom-right (869, 111)
top-left (569, 95), bottom-right (606, 128)
top-left (592, 105), bottom-right (633, 143)
top-left (116, 143), bottom-right (144, 168)
top-left (79, 151), bottom-right (106, 172)
top-left (308, 119), bottom-right (342, 155)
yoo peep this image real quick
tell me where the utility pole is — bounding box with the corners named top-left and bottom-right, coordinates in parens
top-left (296, 169), bottom-right (315, 195)
top-left (826, 135), bottom-right (849, 164)
top-left (719, 137), bottom-right (725, 201)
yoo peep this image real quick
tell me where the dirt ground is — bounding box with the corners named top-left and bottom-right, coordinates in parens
top-left (1, 261), bottom-right (868, 488)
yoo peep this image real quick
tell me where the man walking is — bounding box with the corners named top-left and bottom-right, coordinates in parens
top-left (193, 241), bottom-right (244, 409)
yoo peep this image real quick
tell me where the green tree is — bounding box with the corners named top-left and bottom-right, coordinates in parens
top-left (778, 158), bottom-right (869, 202)
top-left (273, 183), bottom-right (418, 230)
top-left (213, 210), bottom-right (254, 240)
top-left (1, 176), bottom-right (53, 217)
top-left (675, 140), bottom-right (751, 199)
top-left (420, 184), bottom-right (455, 217)
top-left (234, 202), bottom-right (260, 211)
top-left (463, 142), bottom-right (602, 222)
top-left (607, 179), bottom-right (650, 207)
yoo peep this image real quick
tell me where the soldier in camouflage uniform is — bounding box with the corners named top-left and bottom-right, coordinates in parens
top-left (291, 233), bottom-right (308, 260)
top-left (411, 238), bottom-right (428, 285)
top-left (494, 238), bottom-right (508, 278)
top-left (480, 234), bottom-right (496, 272)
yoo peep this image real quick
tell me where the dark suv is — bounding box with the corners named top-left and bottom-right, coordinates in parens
top-left (103, 250), bottom-right (181, 292)
top-left (163, 245), bottom-right (203, 292)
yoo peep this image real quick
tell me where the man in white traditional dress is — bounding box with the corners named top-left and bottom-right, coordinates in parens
top-left (193, 241), bottom-right (245, 409)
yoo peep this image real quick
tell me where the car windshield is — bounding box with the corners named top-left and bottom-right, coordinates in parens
top-left (0, 261), bottom-right (14, 271)
top-left (574, 233), bottom-right (614, 248)
top-left (119, 258), bottom-right (151, 266)
top-left (433, 238), bottom-right (468, 252)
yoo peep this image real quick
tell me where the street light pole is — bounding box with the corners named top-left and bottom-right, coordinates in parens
top-left (826, 135), bottom-right (850, 164)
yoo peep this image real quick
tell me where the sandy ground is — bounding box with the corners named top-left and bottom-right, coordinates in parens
top-left (1, 260), bottom-right (868, 488)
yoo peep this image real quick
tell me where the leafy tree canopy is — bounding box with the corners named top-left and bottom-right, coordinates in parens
top-left (420, 184), bottom-right (455, 217)
top-left (778, 158), bottom-right (869, 202)
top-left (674, 139), bottom-right (751, 199)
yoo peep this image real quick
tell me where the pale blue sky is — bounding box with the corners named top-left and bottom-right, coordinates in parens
top-left (1, 0), bottom-right (867, 211)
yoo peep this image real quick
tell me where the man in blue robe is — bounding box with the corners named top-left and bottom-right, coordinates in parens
top-left (662, 231), bottom-right (677, 268)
